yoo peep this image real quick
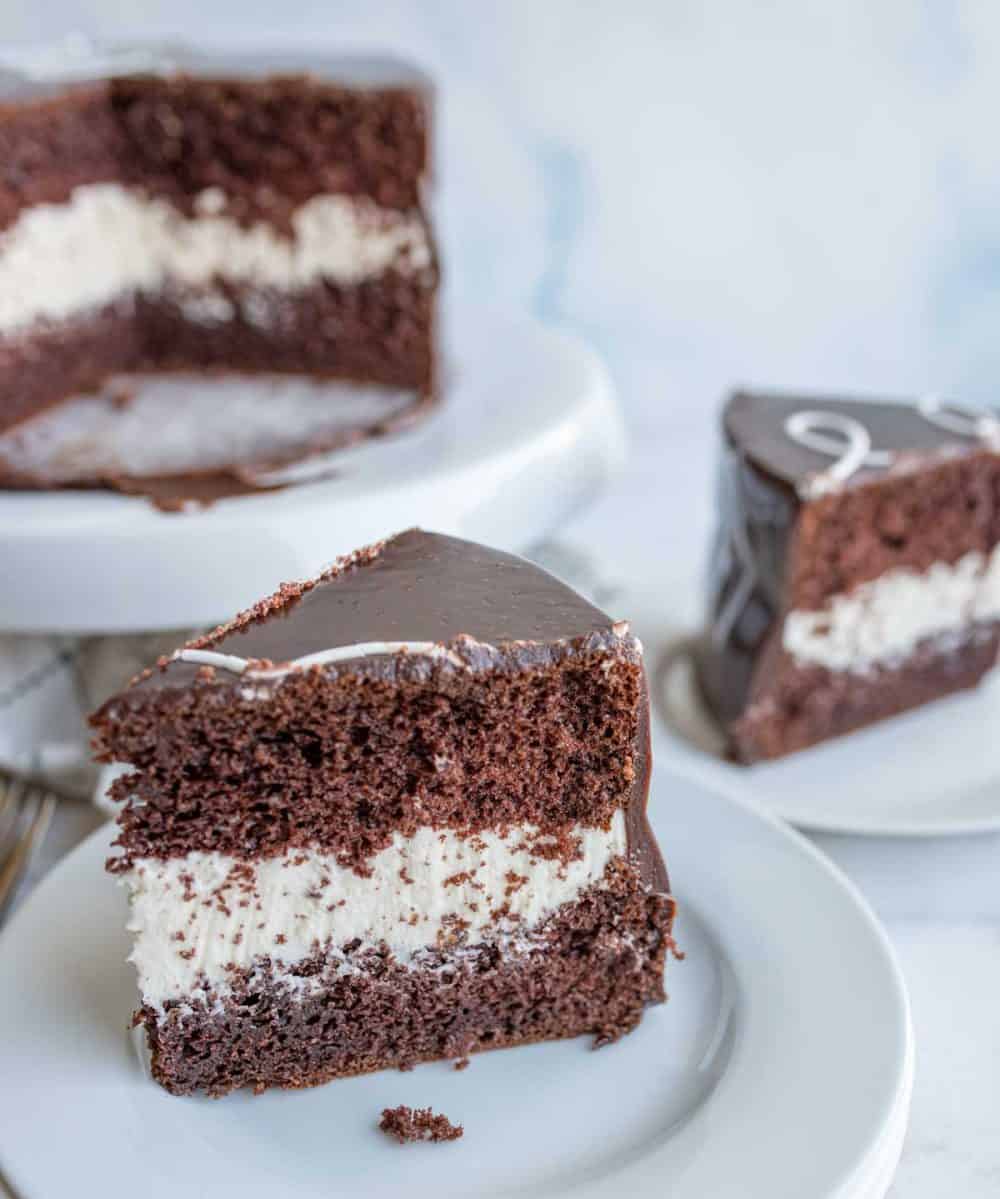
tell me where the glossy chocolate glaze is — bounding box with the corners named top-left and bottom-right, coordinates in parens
top-left (629, 670), bottom-right (670, 894)
top-left (178, 529), bottom-right (620, 666)
top-left (113, 530), bottom-right (668, 891)
top-left (698, 389), bottom-right (1000, 736)
top-left (697, 430), bottom-right (798, 727)
top-left (724, 390), bottom-right (978, 490)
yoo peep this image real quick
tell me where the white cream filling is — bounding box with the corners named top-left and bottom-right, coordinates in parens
top-left (0, 182), bottom-right (432, 334)
top-left (782, 546), bottom-right (1000, 672)
top-left (124, 814), bottom-right (627, 1009)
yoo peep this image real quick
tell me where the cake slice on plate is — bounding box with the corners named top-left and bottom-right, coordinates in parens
top-left (92, 529), bottom-right (675, 1096)
top-left (698, 390), bottom-right (1000, 762)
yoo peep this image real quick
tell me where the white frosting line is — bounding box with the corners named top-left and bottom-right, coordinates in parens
top-left (177, 641), bottom-right (468, 677)
top-left (123, 815), bottom-right (627, 1009)
top-left (783, 546), bottom-right (1000, 672)
top-left (0, 183), bottom-right (432, 335)
top-left (177, 648), bottom-right (259, 674)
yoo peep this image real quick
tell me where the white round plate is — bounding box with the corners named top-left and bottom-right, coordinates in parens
top-left (0, 309), bottom-right (623, 633)
top-left (0, 767), bottom-right (911, 1199)
top-left (652, 622), bottom-right (1000, 838)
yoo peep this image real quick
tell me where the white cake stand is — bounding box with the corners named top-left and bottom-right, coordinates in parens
top-left (0, 310), bottom-right (623, 632)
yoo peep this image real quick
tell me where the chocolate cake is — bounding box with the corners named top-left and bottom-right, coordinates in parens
top-left (698, 390), bottom-right (1000, 761)
top-left (0, 45), bottom-right (437, 492)
top-left (92, 529), bottom-right (676, 1097)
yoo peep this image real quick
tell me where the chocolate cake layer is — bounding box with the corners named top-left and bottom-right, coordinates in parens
top-left (109, 72), bottom-right (430, 220)
top-left (137, 866), bottom-right (675, 1097)
top-left (0, 300), bottom-right (141, 436)
top-left (725, 626), bottom-right (1000, 762)
top-left (141, 273), bottom-right (435, 389)
top-left (1, 61), bottom-right (430, 231)
top-left (106, 651), bottom-right (642, 870)
top-left (700, 390), bottom-right (1000, 760)
top-left (0, 82), bottom-right (124, 230)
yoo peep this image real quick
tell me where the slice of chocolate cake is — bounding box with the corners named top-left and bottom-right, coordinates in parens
top-left (0, 45), bottom-right (437, 490)
top-left (698, 390), bottom-right (1000, 762)
top-left (92, 529), bottom-right (675, 1097)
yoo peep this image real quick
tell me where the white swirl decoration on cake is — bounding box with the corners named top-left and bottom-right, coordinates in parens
top-left (785, 396), bottom-right (1000, 498)
top-left (784, 410), bottom-right (891, 498)
top-left (916, 394), bottom-right (1000, 445)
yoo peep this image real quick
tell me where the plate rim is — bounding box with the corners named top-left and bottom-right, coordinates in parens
top-left (657, 760), bottom-right (915, 1199)
top-left (686, 753), bottom-right (1000, 838)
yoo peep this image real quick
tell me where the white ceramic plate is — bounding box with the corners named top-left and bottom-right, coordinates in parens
top-left (0, 767), bottom-right (911, 1199)
top-left (0, 309), bottom-right (623, 633)
top-left (651, 620), bottom-right (1000, 838)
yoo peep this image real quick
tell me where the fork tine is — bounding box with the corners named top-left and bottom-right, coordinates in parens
top-left (0, 772), bottom-right (18, 809)
top-left (0, 775), bottom-right (22, 846)
top-left (0, 785), bottom-right (57, 924)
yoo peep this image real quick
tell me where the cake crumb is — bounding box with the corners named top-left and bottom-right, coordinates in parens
top-left (379, 1105), bottom-right (463, 1144)
top-left (453, 1057), bottom-right (470, 1071)
top-left (108, 385), bottom-right (135, 410)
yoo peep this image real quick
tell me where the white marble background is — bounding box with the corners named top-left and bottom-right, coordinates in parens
top-left (4, 1), bottom-right (1000, 1194)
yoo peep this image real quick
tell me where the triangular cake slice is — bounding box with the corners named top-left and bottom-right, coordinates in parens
top-left (93, 528), bottom-right (675, 1096)
top-left (698, 390), bottom-right (1000, 761)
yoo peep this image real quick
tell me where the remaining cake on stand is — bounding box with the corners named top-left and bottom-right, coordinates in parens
top-left (0, 46), bottom-right (438, 494)
top-left (698, 390), bottom-right (1000, 762)
top-left (92, 529), bottom-right (676, 1096)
